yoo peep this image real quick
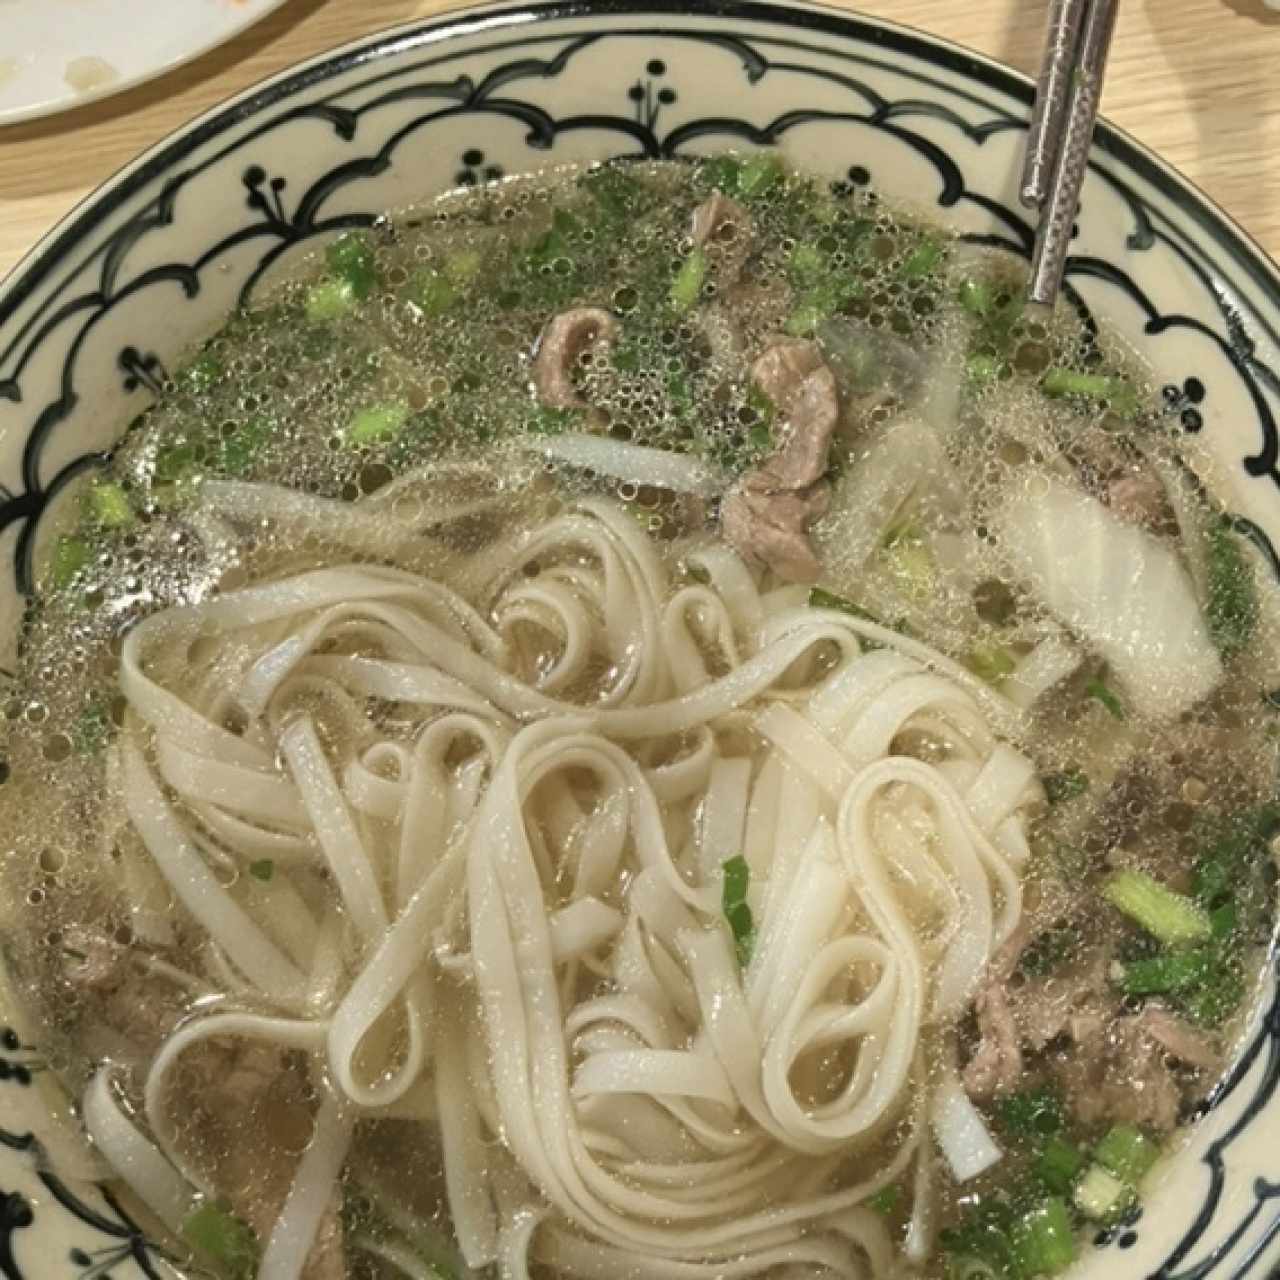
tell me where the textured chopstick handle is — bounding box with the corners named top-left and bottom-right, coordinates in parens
top-left (1021, 0), bottom-right (1090, 210)
top-left (1027, 0), bottom-right (1120, 308)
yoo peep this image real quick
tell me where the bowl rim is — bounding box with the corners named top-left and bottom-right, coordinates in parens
top-left (1, 6), bottom-right (1279, 1276)
top-left (3, 0), bottom-right (1280, 350)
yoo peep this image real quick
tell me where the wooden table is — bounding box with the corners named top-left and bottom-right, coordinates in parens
top-left (2, 0), bottom-right (1279, 279)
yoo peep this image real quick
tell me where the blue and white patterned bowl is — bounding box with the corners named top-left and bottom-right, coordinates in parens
top-left (1, 3), bottom-right (1279, 1276)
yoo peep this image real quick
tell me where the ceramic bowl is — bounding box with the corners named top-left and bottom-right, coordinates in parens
top-left (1, 3), bottom-right (1278, 1276)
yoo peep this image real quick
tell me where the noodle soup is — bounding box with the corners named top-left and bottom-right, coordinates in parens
top-left (1, 157), bottom-right (1275, 1280)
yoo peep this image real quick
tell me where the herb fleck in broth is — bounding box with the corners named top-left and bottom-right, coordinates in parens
top-left (0, 156), bottom-right (1275, 1280)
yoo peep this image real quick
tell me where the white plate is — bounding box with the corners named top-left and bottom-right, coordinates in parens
top-left (0, 0), bottom-right (290, 126)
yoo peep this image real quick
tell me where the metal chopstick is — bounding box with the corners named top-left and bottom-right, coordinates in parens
top-left (1024, 0), bottom-right (1120, 308)
top-left (1020, 0), bottom-right (1091, 210)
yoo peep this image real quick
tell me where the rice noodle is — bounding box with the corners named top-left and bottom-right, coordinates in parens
top-left (82, 1069), bottom-right (193, 1236)
top-left (519, 432), bottom-right (727, 496)
top-left (100, 484), bottom-right (1037, 1277)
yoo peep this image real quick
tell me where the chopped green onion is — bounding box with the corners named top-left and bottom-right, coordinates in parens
top-left (1035, 1137), bottom-right (1086, 1195)
top-left (1073, 1163), bottom-right (1134, 1223)
top-left (407, 250), bottom-right (481, 316)
top-left (940, 1200), bottom-right (1019, 1279)
top-left (305, 276), bottom-right (358, 323)
top-left (809, 586), bottom-right (865, 616)
top-left (1102, 869), bottom-right (1211, 945)
top-left (991, 292), bottom-right (1026, 342)
top-left (346, 402), bottom-right (410, 447)
top-left (966, 353), bottom-right (1003, 388)
top-left (1209, 900), bottom-right (1238, 940)
top-left (725, 903), bottom-right (753, 965)
top-left (994, 1087), bottom-right (1064, 1139)
top-left (326, 231), bottom-right (378, 300)
top-left (747, 382), bottom-right (775, 435)
top-left (182, 1201), bottom-right (260, 1280)
top-left (669, 248), bottom-right (708, 313)
top-left (579, 163), bottom-right (646, 221)
top-left (85, 481), bottom-right (134, 529)
top-left (946, 1257), bottom-right (1002, 1280)
top-left (1084, 677), bottom-right (1125, 720)
top-left (154, 440), bottom-right (199, 486)
top-left (784, 300), bottom-right (829, 337)
top-left (882, 517), bottom-right (921, 549)
top-left (73, 702), bottom-right (113, 756)
top-left (1042, 770), bottom-right (1089, 805)
top-left (722, 855), bottom-right (749, 905)
top-left (867, 1183), bottom-right (902, 1215)
top-left (217, 418), bottom-right (273, 477)
top-left (1020, 926), bottom-right (1080, 978)
top-left (407, 268), bottom-right (457, 317)
top-left (1041, 368), bottom-right (1140, 418)
top-left (958, 278), bottom-right (998, 319)
top-left (884, 536), bottom-right (934, 600)
top-left (1094, 1125), bottom-right (1159, 1184)
top-left (785, 271), bottom-right (865, 335)
top-left (1011, 1197), bottom-right (1076, 1276)
top-left (49, 536), bottom-right (91, 590)
top-left (1118, 946), bottom-right (1212, 996)
top-left (721, 855), bottom-right (755, 968)
top-left (1192, 805), bottom-right (1280, 878)
top-left (179, 351), bottom-right (222, 393)
top-left (1204, 520), bottom-right (1259, 659)
top-left (1179, 968), bottom-right (1244, 1027)
top-left (789, 241), bottom-right (826, 289)
top-left (529, 407), bottom-right (577, 436)
top-left (737, 152), bottom-right (783, 199)
top-left (444, 248), bottom-right (483, 286)
top-left (696, 154), bottom-right (743, 197)
top-left (966, 643), bottom-right (1018, 686)
top-left (900, 237), bottom-right (944, 280)
top-left (528, 207), bottom-right (578, 269)
top-left (959, 279), bottom-right (1024, 350)
top-left (1192, 853), bottom-right (1233, 906)
top-left (248, 859), bottom-right (275, 883)
top-left (666, 368), bottom-right (695, 415)
top-left (957, 279), bottom-right (993, 318)
top-left (1039, 833), bottom-right (1091, 879)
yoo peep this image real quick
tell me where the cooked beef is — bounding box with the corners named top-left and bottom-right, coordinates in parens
top-left (690, 192), bottom-right (752, 283)
top-left (61, 925), bottom-right (126, 992)
top-left (962, 918), bottom-right (1032, 1099)
top-left (1053, 1015), bottom-right (1184, 1133)
top-left (1066, 427), bottom-right (1176, 534)
top-left (1135, 1005), bottom-right (1221, 1072)
top-left (1106, 470), bottom-right (1177, 533)
top-left (1012, 947), bottom-right (1115, 1052)
top-left (176, 1036), bottom-right (343, 1273)
top-left (721, 339), bottom-right (840, 582)
top-left (964, 893), bottom-right (1218, 1133)
top-left (722, 480), bottom-right (830, 583)
top-left (208, 1039), bottom-right (293, 1113)
top-left (964, 981), bottom-right (1023, 1099)
top-left (750, 337), bottom-right (825, 407)
top-left (532, 308), bottom-right (619, 410)
top-left (757, 381), bottom-right (839, 491)
top-left (722, 278), bottom-right (792, 335)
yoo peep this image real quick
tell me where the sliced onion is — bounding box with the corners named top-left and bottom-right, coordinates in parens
top-left (520, 432), bottom-right (726, 496)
